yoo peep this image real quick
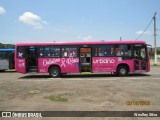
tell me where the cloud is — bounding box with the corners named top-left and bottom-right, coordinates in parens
top-left (83, 36), bottom-right (93, 40)
top-left (77, 35), bottom-right (94, 41)
top-left (19, 12), bottom-right (47, 29)
top-left (0, 6), bottom-right (6, 14)
top-left (81, 18), bottom-right (93, 25)
top-left (136, 30), bottom-right (151, 35)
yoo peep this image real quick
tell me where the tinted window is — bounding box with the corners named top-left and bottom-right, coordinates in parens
top-left (44, 47), bottom-right (60, 57)
top-left (95, 45), bottom-right (114, 56)
top-left (0, 52), bottom-right (7, 59)
top-left (140, 48), bottom-right (146, 60)
top-left (62, 48), bottom-right (77, 57)
top-left (115, 44), bottom-right (131, 57)
top-left (17, 47), bottom-right (25, 58)
top-left (37, 47), bottom-right (44, 58)
top-left (134, 48), bottom-right (140, 58)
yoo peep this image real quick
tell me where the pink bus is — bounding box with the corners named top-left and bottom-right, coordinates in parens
top-left (15, 40), bottom-right (150, 77)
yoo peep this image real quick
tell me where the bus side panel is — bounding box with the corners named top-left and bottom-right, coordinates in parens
top-left (38, 58), bottom-right (80, 73)
top-left (92, 57), bottom-right (134, 73)
top-left (116, 60), bottom-right (134, 72)
top-left (15, 58), bottom-right (26, 73)
top-left (92, 57), bottom-right (117, 72)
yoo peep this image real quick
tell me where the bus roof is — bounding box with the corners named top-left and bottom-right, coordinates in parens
top-left (16, 40), bottom-right (147, 46)
top-left (0, 48), bottom-right (15, 52)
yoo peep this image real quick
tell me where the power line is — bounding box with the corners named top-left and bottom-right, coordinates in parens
top-left (136, 17), bottom-right (154, 40)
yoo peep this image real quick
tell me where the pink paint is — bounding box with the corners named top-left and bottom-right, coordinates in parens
top-left (15, 40), bottom-right (150, 74)
top-left (38, 58), bottom-right (79, 73)
top-left (15, 58), bottom-right (26, 73)
top-left (15, 40), bottom-right (147, 47)
top-left (92, 57), bottom-right (135, 73)
top-left (92, 57), bottom-right (117, 72)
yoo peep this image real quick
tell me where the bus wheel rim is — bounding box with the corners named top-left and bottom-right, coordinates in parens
top-left (120, 68), bottom-right (126, 74)
top-left (52, 69), bottom-right (58, 76)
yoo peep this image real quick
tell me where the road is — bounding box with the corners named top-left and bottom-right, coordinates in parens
top-left (0, 67), bottom-right (160, 120)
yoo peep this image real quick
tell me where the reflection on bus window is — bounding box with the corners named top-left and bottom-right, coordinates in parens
top-left (115, 44), bottom-right (131, 57)
top-left (95, 45), bottom-right (114, 56)
top-left (134, 49), bottom-right (140, 58)
top-left (0, 52), bottom-right (8, 59)
top-left (62, 48), bottom-right (77, 57)
top-left (44, 47), bottom-right (60, 57)
top-left (140, 48), bottom-right (146, 59)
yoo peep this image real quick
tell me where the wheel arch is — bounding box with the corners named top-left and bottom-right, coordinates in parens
top-left (116, 63), bottom-right (130, 73)
top-left (48, 64), bottom-right (61, 73)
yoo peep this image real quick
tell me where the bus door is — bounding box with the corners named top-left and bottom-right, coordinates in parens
top-left (80, 48), bottom-right (92, 72)
top-left (133, 44), bottom-right (148, 71)
top-left (25, 47), bottom-right (38, 72)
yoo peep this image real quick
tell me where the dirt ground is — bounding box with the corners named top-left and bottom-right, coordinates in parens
top-left (0, 67), bottom-right (160, 120)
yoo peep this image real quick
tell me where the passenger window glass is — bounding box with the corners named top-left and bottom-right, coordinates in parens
top-left (44, 47), bottom-right (60, 57)
top-left (115, 45), bottom-right (131, 57)
top-left (17, 47), bottom-right (25, 58)
top-left (134, 49), bottom-right (140, 58)
top-left (95, 45), bottom-right (114, 56)
top-left (0, 52), bottom-right (7, 59)
top-left (38, 47), bottom-right (44, 58)
top-left (140, 48), bottom-right (146, 60)
top-left (62, 48), bottom-right (77, 57)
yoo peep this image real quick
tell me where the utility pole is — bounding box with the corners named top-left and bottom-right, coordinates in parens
top-left (120, 36), bottom-right (122, 41)
top-left (153, 12), bottom-right (157, 64)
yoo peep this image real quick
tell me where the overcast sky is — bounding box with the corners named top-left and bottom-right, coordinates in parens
top-left (0, 0), bottom-right (160, 46)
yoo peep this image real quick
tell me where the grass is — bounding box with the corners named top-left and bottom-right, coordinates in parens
top-left (44, 94), bottom-right (68, 102)
top-left (152, 63), bottom-right (158, 66)
top-left (150, 58), bottom-right (160, 66)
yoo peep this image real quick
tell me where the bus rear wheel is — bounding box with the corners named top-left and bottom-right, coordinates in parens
top-left (49, 67), bottom-right (61, 78)
top-left (117, 66), bottom-right (128, 76)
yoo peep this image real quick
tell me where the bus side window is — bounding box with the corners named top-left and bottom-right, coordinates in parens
top-left (17, 47), bottom-right (25, 58)
top-left (134, 50), bottom-right (138, 57)
top-left (95, 48), bottom-right (98, 56)
top-left (0, 52), bottom-right (6, 59)
top-left (62, 48), bottom-right (77, 57)
top-left (140, 48), bottom-right (146, 60)
top-left (115, 44), bottom-right (131, 57)
top-left (115, 48), bottom-right (121, 56)
top-left (111, 48), bottom-right (114, 55)
top-left (98, 48), bottom-right (104, 56)
top-left (44, 47), bottom-right (60, 57)
top-left (96, 45), bottom-right (114, 56)
top-left (44, 47), bottom-right (50, 57)
top-left (38, 47), bottom-right (44, 58)
top-left (50, 48), bottom-right (60, 57)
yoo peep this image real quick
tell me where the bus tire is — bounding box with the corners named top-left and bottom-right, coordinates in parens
top-left (117, 66), bottom-right (128, 76)
top-left (49, 67), bottom-right (61, 78)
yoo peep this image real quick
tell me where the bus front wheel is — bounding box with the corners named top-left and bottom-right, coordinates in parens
top-left (117, 66), bottom-right (128, 76)
top-left (49, 67), bottom-right (61, 78)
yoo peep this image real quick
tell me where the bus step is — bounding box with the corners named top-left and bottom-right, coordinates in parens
top-left (81, 72), bottom-right (92, 74)
top-left (28, 69), bottom-right (37, 72)
top-left (29, 66), bottom-right (37, 69)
